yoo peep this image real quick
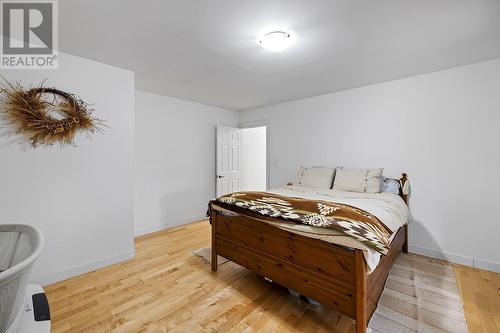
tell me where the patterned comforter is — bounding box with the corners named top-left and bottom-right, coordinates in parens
top-left (210, 191), bottom-right (394, 255)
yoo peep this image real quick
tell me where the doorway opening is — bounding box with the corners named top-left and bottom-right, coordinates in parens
top-left (241, 126), bottom-right (267, 191)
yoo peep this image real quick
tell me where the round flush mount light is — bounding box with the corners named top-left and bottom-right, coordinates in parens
top-left (258, 31), bottom-right (292, 52)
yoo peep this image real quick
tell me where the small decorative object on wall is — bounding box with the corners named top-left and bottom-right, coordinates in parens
top-left (0, 77), bottom-right (106, 148)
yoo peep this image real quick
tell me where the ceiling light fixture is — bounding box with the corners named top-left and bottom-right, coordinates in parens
top-left (258, 31), bottom-right (292, 52)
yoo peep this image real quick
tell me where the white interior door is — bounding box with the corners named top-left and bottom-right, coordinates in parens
top-left (216, 125), bottom-right (241, 197)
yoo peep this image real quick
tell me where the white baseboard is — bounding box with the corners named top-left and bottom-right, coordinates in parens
top-left (409, 245), bottom-right (500, 273)
top-left (473, 258), bottom-right (500, 273)
top-left (409, 245), bottom-right (474, 266)
top-left (134, 216), bottom-right (206, 237)
top-left (33, 249), bottom-right (136, 287)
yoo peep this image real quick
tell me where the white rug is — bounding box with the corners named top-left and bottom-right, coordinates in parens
top-left (368, 254), bottom-right (467, 332)
top-left (191, 247), bottom-right (228, 265)
top-left (192, 248), bottom-right (468, 332)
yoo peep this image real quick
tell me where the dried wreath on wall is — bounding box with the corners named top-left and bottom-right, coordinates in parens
top-left (0, 78), bottom-right (105, 148)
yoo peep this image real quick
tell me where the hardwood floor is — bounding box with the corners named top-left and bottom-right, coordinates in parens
top-left (45, 221), bottom-right (500, 333)
top-left (454, 264), bottom-right (500, 333)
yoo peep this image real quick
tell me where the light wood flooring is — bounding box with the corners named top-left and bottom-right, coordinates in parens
top-left (45, 221), bottom-right (500, 333)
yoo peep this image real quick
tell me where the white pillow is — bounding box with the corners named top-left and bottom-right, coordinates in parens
top-left (297, 166), bottom-right (336, 189)
top-left (333, 168), bottom-right (384, 193)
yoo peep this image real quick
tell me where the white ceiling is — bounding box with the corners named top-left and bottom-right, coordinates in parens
top-left (60, 0), bottom-right (500, 111)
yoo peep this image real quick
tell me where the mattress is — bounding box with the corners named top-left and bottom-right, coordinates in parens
top-left (262, 185), bottom-right (410, 273)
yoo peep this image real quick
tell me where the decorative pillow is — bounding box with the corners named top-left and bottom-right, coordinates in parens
top-left (333, 168), bottom-right (384, 193)
top-left (296, 166), bottom-right (336, 189)
top-left (380, 177), bottom-right (401, 194)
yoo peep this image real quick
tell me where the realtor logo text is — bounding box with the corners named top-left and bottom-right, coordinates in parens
top-left (1, 0), bottom-right (58, 69)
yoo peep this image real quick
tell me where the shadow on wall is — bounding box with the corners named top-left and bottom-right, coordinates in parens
top-left (408, 218), bottom-right (444, 258)
top-left (405, 189), bottom-right (446, 261)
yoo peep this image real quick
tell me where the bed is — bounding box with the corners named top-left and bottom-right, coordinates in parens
top-left (208, 173), bottom-right (409, 333)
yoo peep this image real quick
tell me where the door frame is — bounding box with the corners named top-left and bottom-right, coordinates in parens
top-left (239, 119), bottom-right (270, 191)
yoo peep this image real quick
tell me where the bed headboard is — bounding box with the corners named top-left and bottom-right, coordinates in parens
top-left (399, 173), bottom-right (409, 205)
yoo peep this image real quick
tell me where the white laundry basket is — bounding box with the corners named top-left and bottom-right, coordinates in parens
top-left (0, 224), bottom-right (45, 333)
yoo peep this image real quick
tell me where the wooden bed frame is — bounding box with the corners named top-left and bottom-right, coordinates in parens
top-left (210, 174), bottom-right (409, 333)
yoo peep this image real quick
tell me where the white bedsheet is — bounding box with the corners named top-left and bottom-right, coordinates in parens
top-left (265, 185), bottom-right (410, 272)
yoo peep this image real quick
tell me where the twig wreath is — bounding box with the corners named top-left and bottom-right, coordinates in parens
top-left (0, 77), bottom-right (106, 148)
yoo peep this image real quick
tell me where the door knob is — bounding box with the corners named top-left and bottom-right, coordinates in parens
top-left (217, 175), bottom-right (225, 179)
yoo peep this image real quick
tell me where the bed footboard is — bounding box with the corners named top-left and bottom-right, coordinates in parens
top-left (210, 211), bottom-right (407, 333)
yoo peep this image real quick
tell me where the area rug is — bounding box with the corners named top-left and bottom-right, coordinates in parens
top-left (368, 253), bottom-right (467, 333)
top-left (191, 247), bottom-right (229, 266)
top-left (192, 248), bottom-right (467, 332)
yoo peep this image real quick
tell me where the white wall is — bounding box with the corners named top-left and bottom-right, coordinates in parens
top-left (241, 127), bottom-right (267, 191)
top-left (0, 52), bottom-right (136, 285)
top-left (240, 59), bottom-right (500, 272)
top-left (134, 90), bottom-right (238, 236)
